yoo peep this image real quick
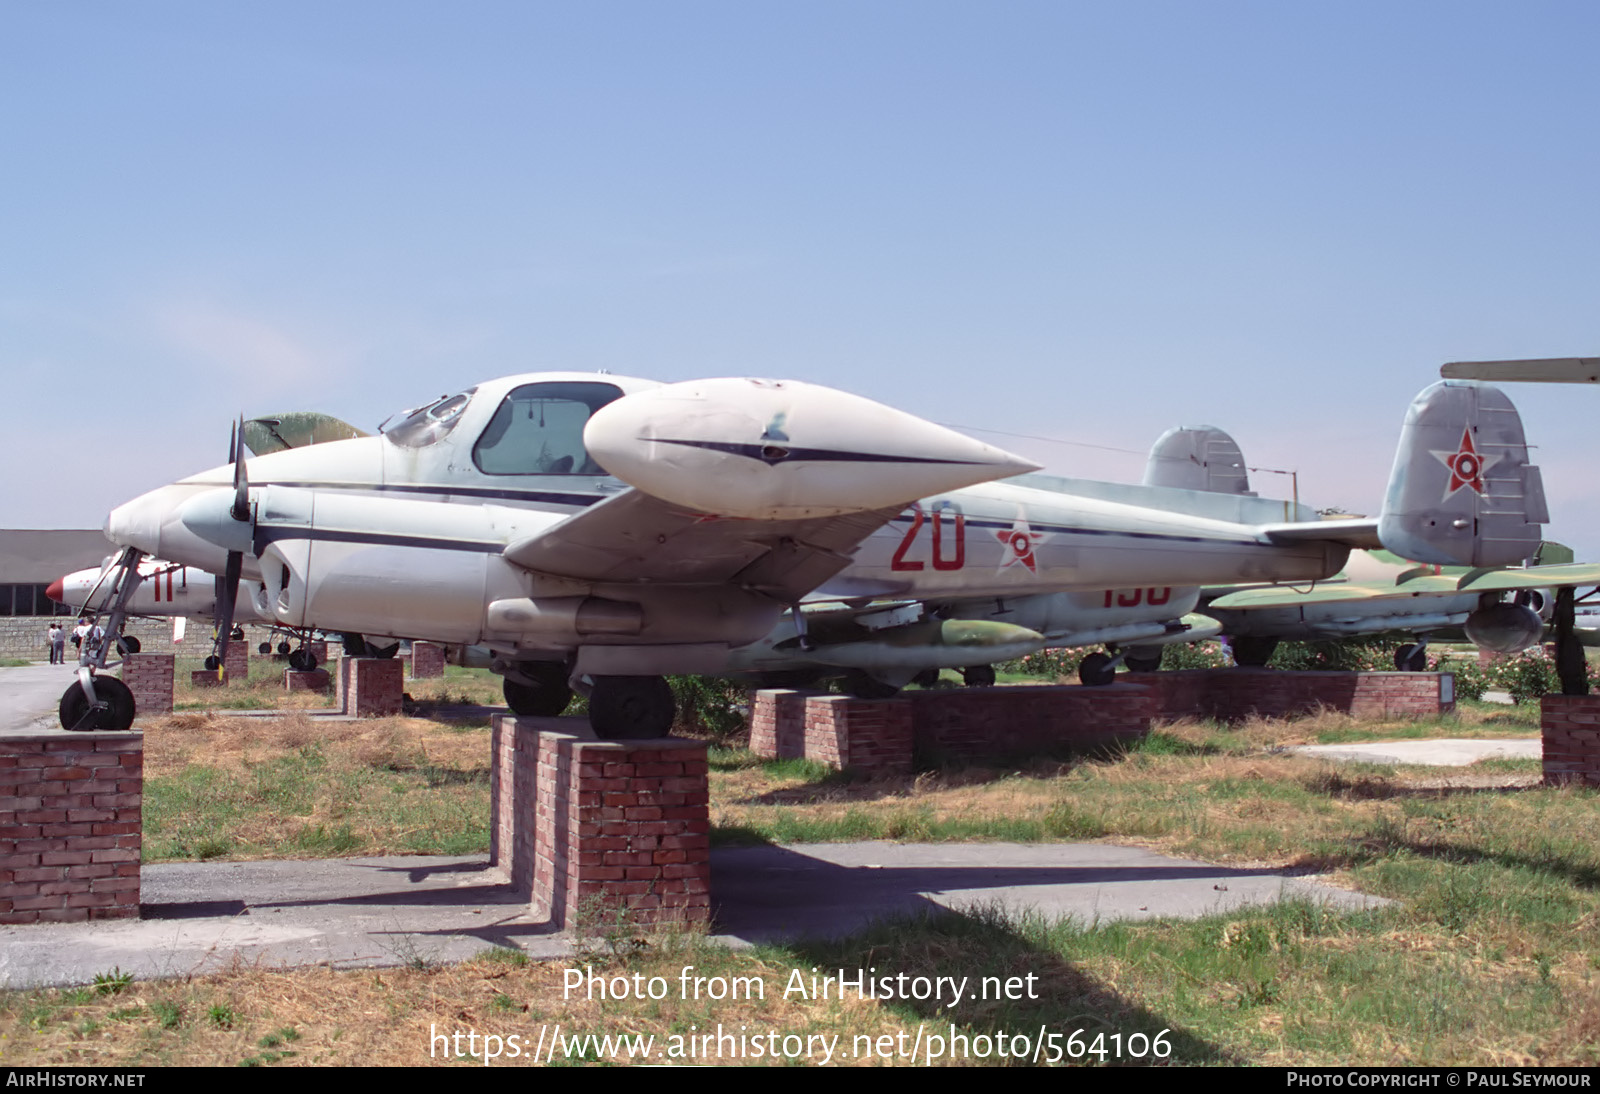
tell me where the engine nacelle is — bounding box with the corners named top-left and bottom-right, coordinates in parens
top-left (1463, 602), bottom-right (1545, 654)
top-left (1513, 588), bottom-right (1554, 621)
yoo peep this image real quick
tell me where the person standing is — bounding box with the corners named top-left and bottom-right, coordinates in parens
top-left (47, 622), bottom-right (65, 664)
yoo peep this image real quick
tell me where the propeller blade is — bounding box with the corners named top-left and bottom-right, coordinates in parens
top-left (230, 415), bottom-right (251, 523)
top-left (211, 550), bottom-right (243, 678)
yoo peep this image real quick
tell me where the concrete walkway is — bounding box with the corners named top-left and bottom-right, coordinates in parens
top-left (0, 662), bottom-right (77, 734)
top-left (1291, 737), bottom-right (1541, 766)
top-left (0, 845), bottom-right (1388, 989)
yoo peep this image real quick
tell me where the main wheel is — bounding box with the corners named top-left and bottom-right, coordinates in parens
top-left (1078, 651), bottom-right (1116, 686)
top-left (589, 675), bottom-right (674, 739)
top-left (1231, 637), bottom-right (1279, 667)
top-left (258, 642), bottom-right (272, 655)
top-left (117, 635), bottom-right (141, 655)
top-left (59, 676), bottom-right (135, 732)
top-left (1124, 650), bottom-right (1163, 673)
top-left (341, 633), bottom-right (367, 657)
top-left (502, 664), bottom-right (573, 717)
top-left (960, 664), bottom-right (997, 688)
top-left (277, 641), bottom-right (292, 656)
top-left (910, 668), bottom-right (942, 688)
top-left (288, 649), bottom-right (318, 672)
top-left (1394, 643), bottom-right (1427, 672)
top-left (840, 669), bottom-right (902, 699)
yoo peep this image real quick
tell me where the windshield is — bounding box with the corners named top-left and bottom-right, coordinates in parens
top-left (381, 388), bottom-right (477, 448)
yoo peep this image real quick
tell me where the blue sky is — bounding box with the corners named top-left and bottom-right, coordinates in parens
top-left (5, 2), bottom-right (1599, 558)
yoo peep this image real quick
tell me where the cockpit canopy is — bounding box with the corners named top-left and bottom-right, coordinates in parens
top-left (472, 381), bottom-right (624, 475)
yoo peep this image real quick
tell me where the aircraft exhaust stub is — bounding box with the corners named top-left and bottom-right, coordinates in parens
top-left (583, 378), bottom-right (1040, 520)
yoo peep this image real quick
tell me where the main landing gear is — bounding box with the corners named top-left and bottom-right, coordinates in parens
top-left (58, 547), bottom-right (145, 732)
top-left (498, 661), bottom-right (677, 740)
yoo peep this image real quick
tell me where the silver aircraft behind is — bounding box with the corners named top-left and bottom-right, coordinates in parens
top-left (80, 372), bottom-right (1546, 736)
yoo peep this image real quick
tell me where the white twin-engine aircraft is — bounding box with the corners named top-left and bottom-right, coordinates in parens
top-left (73, 373), bottom-right (1545, 737)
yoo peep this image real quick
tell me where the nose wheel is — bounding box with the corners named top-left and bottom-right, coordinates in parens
top-left (59, 674), bottom-right (135, 732)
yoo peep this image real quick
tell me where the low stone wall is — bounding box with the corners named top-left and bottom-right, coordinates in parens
top-left (1144, 669), bottom-right (1455, 722)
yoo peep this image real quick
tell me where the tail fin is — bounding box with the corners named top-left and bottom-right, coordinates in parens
top-left (1143, 425), bottom-right (1255, 495)
top-left (1378, 380), bottom-right (1547, 566)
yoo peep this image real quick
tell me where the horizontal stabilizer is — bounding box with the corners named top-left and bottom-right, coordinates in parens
top-left (1441, 357), bottom-right (1600, 384)
top-left (1378, 380), bottom-right (1546, 567)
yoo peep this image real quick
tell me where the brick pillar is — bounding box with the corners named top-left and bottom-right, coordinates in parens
top-left (748, 689), bottom-right (811, 759)
top-left (0, 731), bottom-right (142, 922)
top-left (410, 642), bottom-right (446, 679)
top-left (803, 695), bottom-right (914, 776)
top-left (120, 654), bottom-right (173, 717)
top-left (489, 714), bottom-right (546, 894)
top-left (534, 732), bottom-right (710, 929)
top-left (1541, 694), bottom-right (1600, 787)
top-left (306, 640), bottom-right (328, 666)
top-left (284, 668), bottom-right (331, 693)
top-left (342, 658), bottom-right (404, 716)
top-left (223, 641), bottom-right (248, 682)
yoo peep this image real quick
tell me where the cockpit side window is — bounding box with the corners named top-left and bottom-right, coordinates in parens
top-left (383, 388), bottom-right (477, 448)
top-left (472, 381), bottom-right (624, 475)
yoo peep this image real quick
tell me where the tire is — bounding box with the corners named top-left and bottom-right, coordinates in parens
top-left (341, 633), bottom-right (367, 657)
top-left (1124, 651), bottom-right (1162, 673)
top-left (117, 635), bottom-right (141, 655)
top-left (840, 669), bottom-right (902, 699)
top-left (59, 676), bottom-right (135, 732)
top-left (1394, 643), bottom-right (1427, 672)
top-left (258, 642), bottom-right (271, 655)
top-left (910, 668), bottom-right (942, 688)
top-left (277, 641), bottom-right (292, 656)
top-left (288, 649), bottom-right (318, 672)
top-left (1078, 651), bottom-right (1116, 686)
top-left (960, 664), bottom-right (997, 688)
top-left (1231, 637), bottom-right (1279, 667)
top-left (589, 675), bottom-right (674, 739)
top-left (503, 673), bottom-right (573, 717)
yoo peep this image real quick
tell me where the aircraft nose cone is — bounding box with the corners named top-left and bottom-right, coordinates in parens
top-left (45, 578), bottom-right (64, 605)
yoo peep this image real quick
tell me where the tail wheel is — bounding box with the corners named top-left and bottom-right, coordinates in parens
top-left (59, 676), bottom-right (135, 732)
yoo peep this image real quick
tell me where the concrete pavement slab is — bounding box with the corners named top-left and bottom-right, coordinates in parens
top-left (0, 845), bottom-right (1389, 988)
top-left (1291, 738), bottom-right (1540, 766)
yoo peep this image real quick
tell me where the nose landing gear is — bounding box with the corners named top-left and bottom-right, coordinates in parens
top-left (58, 547), bottom-right (145, 732)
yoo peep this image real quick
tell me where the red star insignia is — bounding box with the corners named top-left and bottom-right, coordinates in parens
top-left (1432, 428), bottom-right (1499, 500)
top-left (996, 512), bottom-right (1050, 573)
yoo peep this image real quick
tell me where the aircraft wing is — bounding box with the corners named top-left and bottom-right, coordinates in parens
top-left (502, 488), bottom-right (902, 602)
top-left (1255, 518), bottom-right (1383, 550)
top-left (1452, 563), bottom-right (1600, 593)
